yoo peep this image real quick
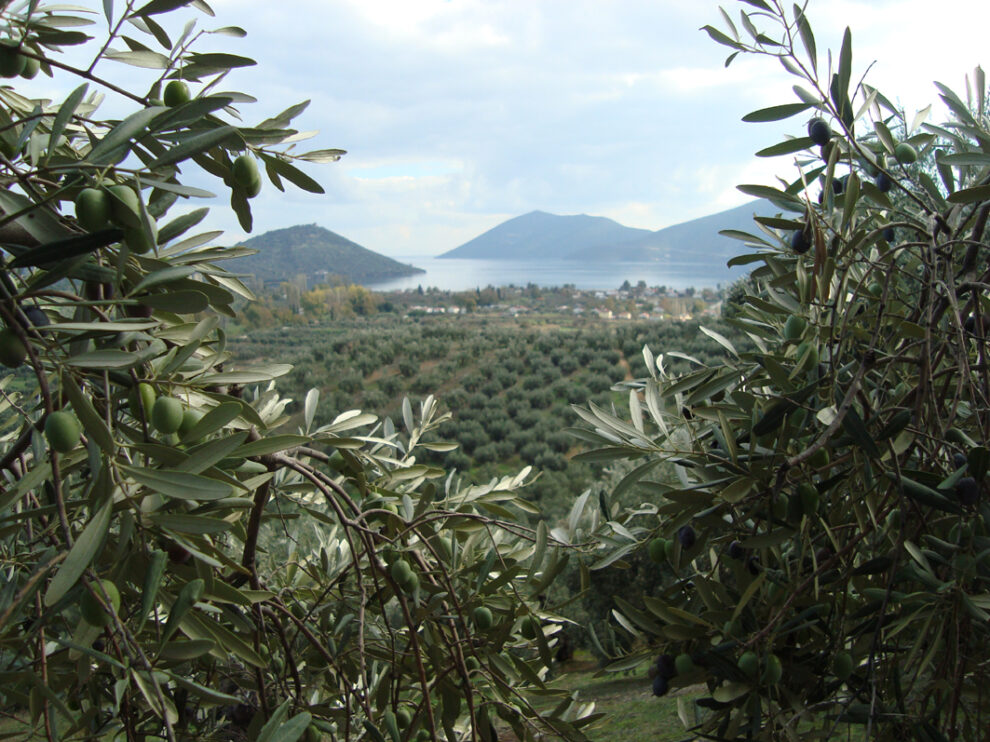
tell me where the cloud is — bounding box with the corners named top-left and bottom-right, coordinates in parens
top-left (30, 1), bottom-right (989, 260)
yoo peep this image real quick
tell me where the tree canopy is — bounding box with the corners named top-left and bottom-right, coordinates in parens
top-left (576, 2), bottom-right (990, 740)
top-left (0, 2), bottom-right (597, 740)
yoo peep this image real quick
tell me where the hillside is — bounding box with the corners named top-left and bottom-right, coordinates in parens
top-left (437, 210), bottom-right (651, 260)
top-left (438, 201), bottom-right (777, 263)
top-left (232, 224), bottom-right (424, 286)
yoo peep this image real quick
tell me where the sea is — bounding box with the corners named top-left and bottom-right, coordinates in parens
top-left (364, 255), bottom-right (745, 293)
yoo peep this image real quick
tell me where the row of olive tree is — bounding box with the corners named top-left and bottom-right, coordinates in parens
top-left (0, 2), bottom-right (600, 740)
top-left (576, 1), bottom-right (990, 740)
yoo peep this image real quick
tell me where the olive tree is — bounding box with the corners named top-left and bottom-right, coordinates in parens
top-left (0, 2), bottom-right (596, 740)
top-left (575, 2), bottom-right (990, 740)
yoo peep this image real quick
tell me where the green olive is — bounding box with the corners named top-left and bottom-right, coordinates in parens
top-left (45, 411), bottom-right (81, 453)
top-left (472, 606), bottom-right (494, 631)
top-left (783, 315), bottom-right (806, 341)
top-left (232, 154), bottom-right (262, 199)
top-left (894, 142), bottom-right (918, 164)
top-left (107, 185), bottom-right (142, 229)
top-left (151, 396), bottom-right (183, 435)
top-left (765, 653), bottom-right (783, 684)
top-left (75, 188), bottom-right (111, 232)
top-left (0, 42), bottom-right (26, 78)
top-left (20, 53), bottom-right (40, 79)
top-left (0, 328), bottom-right (27, 368)
top-left (163, 80), bottom-right (191, 106)
top-left (737, 650), bottom-right (759, 677)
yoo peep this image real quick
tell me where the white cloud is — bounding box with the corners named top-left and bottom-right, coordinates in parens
top-left (35, 1), bottom-right (990, 259)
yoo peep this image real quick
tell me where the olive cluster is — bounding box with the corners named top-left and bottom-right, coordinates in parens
top-left (788, 117), bottom-right (915, 255)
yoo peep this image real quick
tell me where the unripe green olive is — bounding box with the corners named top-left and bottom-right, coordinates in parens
top-left (808, 446), bottom-right (830, 470)
top-left (472, 606), bottom-right (494, 631)
top-left (75, 188), bottom-right (110, 232)
top-left (20, 53), bottom-right (40, 79)
top-left (674, 653), bottom-right (696, 675)
top-left (151, 396), bottom-right (183, 435)
top-left (648, 537), bottom-right (667, 563)
top-left (390, 559), bottom-right (417, 592)
top-left (797, 483), bottom-right (819, 514)
top-left (232, 154), bottom-right (262, 198)
top-left (520, 616), bottom-right (540, 639)
top-left (163, 80), bottom-right (191, 106)
top-left (123, 225), bottom-right (155, 255)
top-left (765, 653), bottom-right (783, 684)
top-left (894, 142), bottom-right (918, 164)
top-left (129, 383), bottom-right (156, 421)
top-left (45, 411), bottom-right (81, 453)
top-left (0, 328), bottom-right (27, 368)
top-left (795, 341), bottom-right (819, 373)
top-left (0, 42), bottom-right (26, 78)
top-left (107, 185), bottom-right (142, 229)
top-left (178, 408), bottom-right (204, 439)
top-left (737, 650), bottom-right (759, 677)
top-left (833, 651), bottom-right (854, 680)
top-left (783, 315), bottom-right (806, 341)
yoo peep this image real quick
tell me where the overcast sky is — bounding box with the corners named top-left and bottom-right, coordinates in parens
top-left (33, 1), bottom-right (990, 257)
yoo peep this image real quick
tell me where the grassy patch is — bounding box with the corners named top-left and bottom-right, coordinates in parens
top-left (556, 668), bottom-right (691, 740)
top-left (531, 654), bottom-right (870, 742)
top-left (526, 654), bottom-right (697, 742)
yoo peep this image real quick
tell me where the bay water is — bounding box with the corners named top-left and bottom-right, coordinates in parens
top-left (365, 255), bottom-right (745, 293)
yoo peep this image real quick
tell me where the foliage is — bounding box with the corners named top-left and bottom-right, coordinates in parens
top-left (0, 2), bottom-right (598, 740)
top-left (577, 2), bottom-right (990, 740)
top-left (301, 284), bottom-right (382, 319)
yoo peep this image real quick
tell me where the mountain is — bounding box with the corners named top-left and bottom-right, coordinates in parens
top-left (438, 201), bottom-right (777, 264)
top-left (438, 210), bottom-right (652, 260)
top-left (231, 224), bottom-right (423, 286)
top-left (567, 200), bottom-right (779, 263)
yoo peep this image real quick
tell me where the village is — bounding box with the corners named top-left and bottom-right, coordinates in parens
top-left (398, 282), bottom-right (724, 321)
top-left (237, 273), bottom-right (728, 330)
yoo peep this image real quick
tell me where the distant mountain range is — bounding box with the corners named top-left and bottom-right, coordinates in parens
top-left (232, 224), bottom-right (423, 286)
top-left (439, 211), bottom-right (653, 260)
top-left (439, 200), bottom-right (778, 263)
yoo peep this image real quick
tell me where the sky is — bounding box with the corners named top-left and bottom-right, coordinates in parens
top-left (25, 0), bottom-right (990, 257)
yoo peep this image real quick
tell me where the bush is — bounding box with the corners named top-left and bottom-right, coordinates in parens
top-left (586, 373), bottom-right (614, 393)
top-left (578, 3), bottom-right (990, 739)
top-left (410, 370), bottom-right (441, 394)
top-left (473, 442), bottom-right (499, 464)
top-left (453, 419), bottom-right (489, 453)
top-left (557, 353), bottom-right (580, 375)
top-left (521, 373), bottom-right (543, 391)
top-left (378, 374), bottom-right (402, 397)
top-left (361, 389), bottom-right (388, 410)
top-left (521, 442), bottom-right (550, 465)
top-left (337, 372), bottom-right (364, 393)
top-left (509, 428), bottom-right (537, 450)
